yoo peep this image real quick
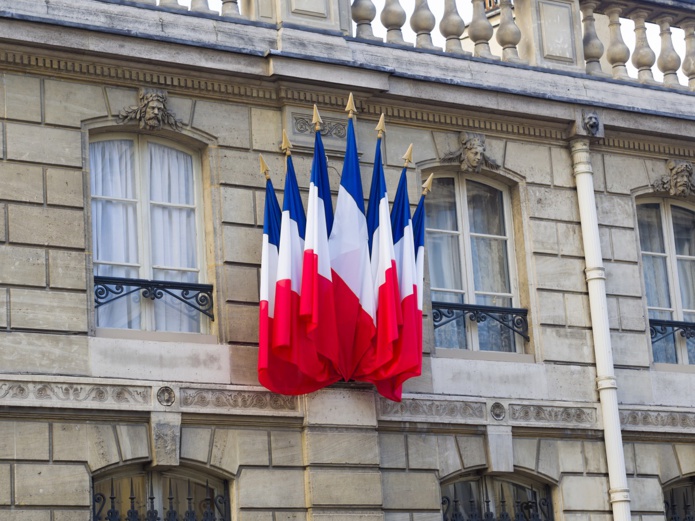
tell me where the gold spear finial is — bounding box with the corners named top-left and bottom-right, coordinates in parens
top-left (312, 104), bottom-right (323, 132)
top-left (345, 93), bottom-right (357, 119)
top-left (259, 154), bottom-right (270, 180)
top-left (422, 173), bottom-right (434, 196)
top-left (402, 143), bottom-right (414, 167)
top-left (281, 129), bottom-right (292, 156)
top-left (375, 114), bottom-right (386, 138)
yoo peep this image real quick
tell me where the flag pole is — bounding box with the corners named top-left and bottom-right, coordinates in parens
top-left (259, 154), bottom-right (270, 180)
top-left (312, 104), bottom-right (323, 132)
top-left (375, 113), bottom-right (386, 139)
top-left (281, 129), bottom-right (292, 157)
top-left (422, 173), bottom-right (434, 196)
top-left (346, 92), bottom-right (357, 120)
top-left (402, 144), bottom-right (413, 168)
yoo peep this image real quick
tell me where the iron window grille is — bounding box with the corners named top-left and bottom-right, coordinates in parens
top-left (650, 318), bottom-right (695, 345)
top-left (432, 301), bottom-right (529, 342)
top-left (442, 493), bottom-right (553, 521)
top-left (664, 479), bottom-right (695, 520)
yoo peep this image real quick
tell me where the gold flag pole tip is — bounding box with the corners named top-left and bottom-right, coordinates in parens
top-left (402, 144), bottom-right (414, 167)
top-left (259, 154), bottom-right (270, 180)
top-left (281, 129), bottom-right (292, 156)
top-left (345, 93), bottom-right (357, 119)
top-left (422, 173), bottom-right (434, 196)
top-left (375, 114), bottom-right (386, 139)
top-left (312, 105), bottom-right (323, 132)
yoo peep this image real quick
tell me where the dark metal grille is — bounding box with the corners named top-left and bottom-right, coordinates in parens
top-left (665, 487), bottom-right (695, 521)
top-left (93, 477), bottom-right (228, 521)
top-left (432, 301), bottom-right (529, 342)
top-left (442, 494), bottom-right (553, 521)
top-left (94, 276), bottom-right (214, 321)
top-left (650, 319), bottom-right (695, 345)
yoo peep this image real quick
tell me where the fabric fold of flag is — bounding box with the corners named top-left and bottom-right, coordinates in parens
top-left (328, 118), bottom-right (376, 380)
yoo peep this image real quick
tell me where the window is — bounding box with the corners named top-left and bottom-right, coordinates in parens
top-left (425, 175), bottom-right (526, 352)
top-left (93, 468), bottom-right (229, 521)
top-left (637, 200), bottom-right (695, 364)
top-left (90, 135), bottom-right (210, 333)
top-left (664, 477), bottom-right (695, 519)
top-left (441, 474), bottom-right (554, 520)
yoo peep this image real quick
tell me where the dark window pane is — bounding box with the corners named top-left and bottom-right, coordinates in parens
top-left (637, 203), bottom-right (665, 253)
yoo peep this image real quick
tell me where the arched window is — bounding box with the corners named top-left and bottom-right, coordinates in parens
top-left (664, 477), bottom-right (695, 518)
top-left (426, 174), bottom-right (525, 352)
top-left (90, 134), bottom-right (211, 333)
top-left (93, 468), bottom-right (230, 521)
top-left (637, 199), bottom-right (695, 364)
top-left (441, 474), bottom-right (554, 520)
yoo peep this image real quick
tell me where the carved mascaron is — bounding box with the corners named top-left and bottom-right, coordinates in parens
top-left (118, 87), bottom-right (182, 131)
top-left (442, 131), bottom-right (499, 173)
top-left (653, 159), bottom-right (695, 197)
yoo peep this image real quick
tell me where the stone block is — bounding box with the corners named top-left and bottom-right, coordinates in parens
top-left (251, 108), bottom-right (282, 152)
top-left (116, 424), bottom-right (149, 461)
top-left (558, 223), bottom-right (584, 257)
top-left (505, 142), bottom-right (551, 185)
top-left (274, 513), bottom-right (307, 521)
top-left (54, 512), bottom-right (89, 521)
top-left (193, 101), bottom-right (250, 148)
top-left (380, 433), bottom-right (407, 469)
top-left (223, 225), bottom-right (261, 264)
top-left (513, 438), bottom-right (538, 472)
top-left (2, 74), bottom-right (42, 122)
top-left (634, 443), bottom-right (680, 483)
top-left (2, 512), bottom-right (51, 521)
top-left (167, 96), bottom-right (192, 125)
top-left (44, 80), bottom-right (107, 127)
top-left (558, 440), bottom-right (584, 473)
top-left (211, 429), bottom-right (268, 474)
top-left (87, 425), bottom-right (120, 471)
top-left (6, 124), bottom-right (82, 167)
top-left (537, 439), bottom-right (560, 481)
top-left (561, 476), bottom-right (609, 511)
top-left (150, 412), bottom-right (181, 468)
top-left (305, 389), bottom-right (376, 427)
top-left (307, 430), bottom-right (379, 465)
top-left (486, 425), bottom-right (513, 473)
top-left (675, 444), bottom-right (695, 475)
top-left (527, 186), bottom-right (579, 222)
top-left (384, 125), bottom-right (437, 168)
top-left (0, 245), bottom-right (46, 286)
top-left (225, 303), bottom-right (259, 344)
top-left (407, 434), bottom-right (438, 470)
top-left (15, 464), bottom-right (90, 506)
top-left (565, 293), bottom-right (591, 328)
top-left (583, 441), bottom-right (607, 473)
top-left (382, 472), bottom-right (440, 510)
top-left (605, 262), bottom-right (642, 297)
top-left (9, 205), bottom-right (84, 248)
top-left (384, 514), bottom-right (410, 521)
top-left (591, 152), bottom-right (606, 192)
top-left (618, 298), bottom-right (646, 331)
top-left (611, 332), bottom-right (650, 367)
top-left (230, 344), bottom-right (261, 385)
top-left (551, 146), bottom-right (574, 187)
top-left (599, 227), bottom-right (612, 260)
top-left (222, 186), bottom-right (256, 225)
top-left (412, 514), bottom-right (441, 521)
top-left (624, 443), bottom-right (635, 475)
top-left (313, 514), bottom-right (381, 521)
top-left (239, 513), bottom-right (274, 521)
top-left (181, 427), bottom-right (212, 463)
top-left (0, 290), bottom-right (6, 328)
top-left (237, 469), bottom-right (305, 508)
top-left (611, 228), bottom-right (639, 263)
top-left (10, 289), bottom-right (87, 332)
top-left (223, 264), bottom-right (259, 303)
top-left (456, 435), bottom-right (486, 469)
top-left (537, 291), bottom-right (565, 325)
top-left (49, 250), bottom-right (87, 290)
top-left (309, 470), bottom-right (382, 506)
top-left (541, 326), bottom-right (594, 364)
top-left (53, 424), bottom-right (88, 461)
top-left (534, 256), bottom-right (587, 292)
top-left (607, 297), bottom-right (619, 329)
top-left (436, 436), bottom-right (462, 478)
top-left (628, 477), bottom-right (665, 513)
top-left (271, 430), bottom-right (303, 466)
top-left (0, 162), bottom-right (43, 203)
top-left (46, 168), bottom-right (84, 207)
top-left (615, 368), bottom-right (653, 404)
top-left (0, 422), bottom-right (48, 460)
top-left (105, 87), bottom-right (137, 116)
top-left (0, 206), bottom-right (5, 242)
top-left (0, 464), bottom-right (8, 505)
top-left (530, 220), bottom-right (558, 254)
top-left (596, 194), bottom-right (634, 228)
top-left (604, 155), bottom-right (648, 195)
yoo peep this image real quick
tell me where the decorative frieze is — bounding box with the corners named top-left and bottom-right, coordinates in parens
top-left (293, 113), bottom-right (347, 138)
top-left (509, 404), bottom-right (597, 425)
top-left (620, 409), bottom-right (695, 429)
top-left (0, 381), bottom-right (150, 405)
top-left (378, 397), bottom-right (486, 421)
top-left (180, 389), bottom-right (298, 412)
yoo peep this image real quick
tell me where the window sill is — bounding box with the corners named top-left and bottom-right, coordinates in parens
top-left (95, 327), bottom-right (217, 344)
top-left (653, 362), bottom-right (695, 374)
top-left (433, 347), bottom-right (534, 363)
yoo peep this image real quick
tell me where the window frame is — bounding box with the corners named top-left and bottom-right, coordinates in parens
top-left (89, 132), bottom-right (208, 334)
top-left (637, 197), bottom-right (695, 365)
top-left (426, 171), bottom-right (521, 353)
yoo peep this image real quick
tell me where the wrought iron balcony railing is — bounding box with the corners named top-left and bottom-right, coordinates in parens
top-left (442, 495), bottom-right (553, 521)
top-left (649, 318), bottom-right (695, 344)
top-left (94, 276), bottom-right (214, 321)
top-left (431, 301), bottom-right (529, 342)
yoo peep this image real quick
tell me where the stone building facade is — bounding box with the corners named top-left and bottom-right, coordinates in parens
top-left (1, 0), bottom-right (695, 519)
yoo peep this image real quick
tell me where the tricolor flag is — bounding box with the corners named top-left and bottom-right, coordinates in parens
top-left (412, 174), bottom-right (433, 315)
top-left (299, 106), bottom-right (341, 385)
top-left (329, 96), bottom-right (376, 380)
top-left (355, 115), bottom-right (402, 383)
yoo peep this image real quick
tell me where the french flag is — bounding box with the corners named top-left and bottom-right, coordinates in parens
top-left (355, 115), bottom-right (402, 383)
top-left (329, 113), bottom-right (376, 380)
top-left (373, 154), bottom-right (421, 401)
top-left (412, 174), bottom-right (433, 315)
top-left (299, 107), bottom-right (341, 385)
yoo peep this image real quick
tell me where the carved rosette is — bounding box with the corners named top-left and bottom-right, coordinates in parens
top-left (118, 87), bottom-right (183, 131)
top-left (441, 131), bottom-right (499, 173)
top-left (652, 159), bottom-right (695, 197)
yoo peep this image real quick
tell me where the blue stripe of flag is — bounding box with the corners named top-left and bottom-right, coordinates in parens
top-left (264, 178), bottom-right (282, 248)
top-left (366, 137), bottom-right (387, 253)
top-left (283, 156), bottom-right (306, 241)
top-left (341, 119), bottom-right (365, 214)
top-left (391, 166), bottom-right (410, 244)
top-left (311, 130), bottom-right (334, 236)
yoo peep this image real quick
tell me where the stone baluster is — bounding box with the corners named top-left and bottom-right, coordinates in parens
top-left (381, 0), bottom-right (408, 45)
top-left (496, 0), bottom-right (524, 63)
top-left (190, 0), bottom-right (215, 12)
top-left (439, 0), bottom-right (468, 54)
top-left (159, 0), bottom-right (186, 8)
top-left (629, 10), bottom-right (656, 84)
top-left (221, 0), bottom-right (239, 16)
top-left (656, 16), bottom-right (682, 87)
top-left (604, 5), bottom-right (630, 80)
top-left (469, 0), bottom-right (497, 59)
top-left (410, 0), bottom-right (437, 49)
top-left (352, 0), bottom-right (378, 40)
top-left (580, 1), bottom-right (604, 75)
top-left (681, 21), bottom-right (695, 90)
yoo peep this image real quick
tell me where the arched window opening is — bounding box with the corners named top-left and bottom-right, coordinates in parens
top-left (664, 477), bottom-right (695, 519)
top-left (441, 474), bottom-right (554, 521)
top-left (92, 468), bottom-right (230, 521)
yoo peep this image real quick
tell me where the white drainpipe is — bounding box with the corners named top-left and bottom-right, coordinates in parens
top-left (570, 138), bottom-right (631, 520)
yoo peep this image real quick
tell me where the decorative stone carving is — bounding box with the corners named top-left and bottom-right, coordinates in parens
top-left (150, 412), bottom-right (181, 467)
top-left (582, 110), bottom-right (601, 136)
top-left (118, 88), bottom-right (182, 131)
top-left (490, 402), bottom-right (506, 421)
top-left (442, 132), bottom-right (499, 173)
top-left (509, 404), bottom-right (596, 424)
top-left (180, 389), bottom-right (298, 411)
top-left (378, 397), bottom-right (486, 421)
top-left (0, 381), bottom-right (150, 405)
top-left (652, 159), bottom-right (695, 197)
top-left (620, 409), bottom-right (695, 429)
top-left (157, 386), bottom-right (175, 406)
top-left (293, 113), bottom-right (346, 138)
